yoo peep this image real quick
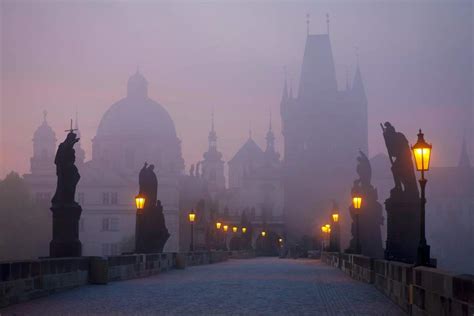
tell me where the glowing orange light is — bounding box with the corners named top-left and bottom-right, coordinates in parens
top-left (242, 227), bottom-right (247, 233)
top-left (223, 225), bottom-right (228, 232)
top-left (412, 129), bottom-right (432, 172)
top-left (135, 194), bottom-right (145, 211)
top-left (332, 213), bottom-right (339, 223)
top-left (261, 231), bottom-right (266, 237)
top-left (188, 210), bottom-right (196, 223)
top-left (216, 222), bottom-right (222, 229)
top-left (232, 226), bottom-right (238, 233)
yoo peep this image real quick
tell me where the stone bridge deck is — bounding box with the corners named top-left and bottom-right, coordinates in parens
top-left (1, 257), bottom-right (405, 315)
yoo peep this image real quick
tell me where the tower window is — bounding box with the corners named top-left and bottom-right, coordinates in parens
top-left (102, 217), bottom-right (120, 232)
top-left (111, 192), bottom-right (118, 205)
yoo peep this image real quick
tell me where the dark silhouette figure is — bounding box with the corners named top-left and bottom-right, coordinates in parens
top-left (136, 162), bottom-right (169, 253)
top-left (52, 132), bottom-right (80, 205)
top-left (381, 122), bottom-right (421, 263)
top-left (382, 122), bottom-right (419, 197)
top-left (50, 130), bottom-right (82, 257)
top-left (346, 151), bottom-right (384, 258)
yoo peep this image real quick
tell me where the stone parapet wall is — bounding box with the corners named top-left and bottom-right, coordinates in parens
top-left (0, 251), bottom-right (229, 308)
top-left (0, 257), bottom-right (90, 308)
top-left (321, 252), bottom-right (473, 315)
top-left (230, 250), bottom-right (256, 259)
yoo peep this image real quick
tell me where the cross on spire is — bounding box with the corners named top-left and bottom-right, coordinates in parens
top-left (65, 119), bottom-right (78, 134)
top-left (43, 110), bottom-right (48, 123)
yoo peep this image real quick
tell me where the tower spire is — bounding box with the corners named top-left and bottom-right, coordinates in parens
top-left (281, 66), bottom-right (288, 102)
top-left (346, 66), bottom-right (350, 91)
top-left (306, 13), bottom-right (310, 36)
top-left (42, 110), bottom-right (48, 123)
top-left (326, 13), bottom-right (330, 35)
top-left (248, 121), bottom-right (252, 139)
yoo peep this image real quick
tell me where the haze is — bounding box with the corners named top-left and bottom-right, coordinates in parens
top-left (1, 0), bottom-right (473, 176)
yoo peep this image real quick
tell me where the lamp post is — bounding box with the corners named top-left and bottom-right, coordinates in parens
top-left (411, 129), bottom-right (432, 266)
top-left (331, 213), bottom-right (340, 252)
top-left (188, 210), bottom-right (196, 252)
top-left (352, 194), bottom-right (362, 254)
top-left (134, 194), bottom-right (146, 253)
top-left (223, 224), bottom-right (229, 250)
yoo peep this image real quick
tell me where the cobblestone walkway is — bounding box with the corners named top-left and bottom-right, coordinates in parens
top-left (2, 258), bottom-right (405, 315)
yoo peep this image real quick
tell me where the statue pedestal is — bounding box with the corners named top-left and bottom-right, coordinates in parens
top-left (384, 195), bottom-right (420, 263)
top-left (135, 200), bottom-right (169, 253)
top-left (50, 203), bottom-right (82, 257)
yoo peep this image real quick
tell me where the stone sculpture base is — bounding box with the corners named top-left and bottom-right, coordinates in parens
top-left (135, 200), bottom-right (170, 253)
top-left (50, 203), bottom-right (82, 257)
top-left (384, 195), bottom-right (420, 264)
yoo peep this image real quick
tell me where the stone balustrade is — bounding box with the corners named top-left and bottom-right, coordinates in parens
top-left (0, 251), bottom-right (229, 308)
top-left (321, 252), bottom-right (474, 315)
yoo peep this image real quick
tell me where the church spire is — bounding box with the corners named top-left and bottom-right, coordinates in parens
top-left (458, 135), bottom-right (471, 168)
top-left (266, 110), bottom-right (275, 151)
top-left (352, 63), bottom-right (367, 103)
top-left (208, 109), bottom-right (217, 150)
top-left (281, 67), bottom-right (288, 103)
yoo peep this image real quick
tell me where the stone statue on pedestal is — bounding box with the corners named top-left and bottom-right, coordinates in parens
top-left (50, 125), bottom-right (82, 257)
top-left (136, 162), bottom-right (169, 253)
top-left (381, 122), bottom-right (420, 263)
top-left (346, 151), bottom-right (384, 258)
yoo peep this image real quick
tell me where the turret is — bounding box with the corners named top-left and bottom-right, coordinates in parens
top-left (31, 111), bottom-right (56, 175)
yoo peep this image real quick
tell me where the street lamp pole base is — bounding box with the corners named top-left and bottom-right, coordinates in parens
top-left (416, 242), bottom-right (431, 266)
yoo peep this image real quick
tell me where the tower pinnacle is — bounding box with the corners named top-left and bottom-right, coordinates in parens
top-left (326, 13), bottom-right (330, 35)
top-left (306, 13), bottom-right (310, 36)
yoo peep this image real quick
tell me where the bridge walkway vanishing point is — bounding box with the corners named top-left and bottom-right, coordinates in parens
top-left (1, 257), bottom-right (405, 315)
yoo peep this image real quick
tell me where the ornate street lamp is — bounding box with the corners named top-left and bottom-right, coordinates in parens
top-left (232, 226), bottom-right (238, 233)
top-left (188, 210), bottom-right (196, 252)
top-left (216, 221), bottom-right (222, 230)
top-left (331, 213), bottom-right (340, 252)
top-left (352, 193), bottom-right (362, 254)
top-left (135, 194), bottom-right (145, 214)
top-left (242, 227), bottom-right (247, 233)
top-left (261, 231), bottom-right (266, 237)
top-left (223, 224), bottom-right (229, 232)
top-left (412, 129), bottom-right (432, 266)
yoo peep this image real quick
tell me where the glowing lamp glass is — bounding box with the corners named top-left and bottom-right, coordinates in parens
top-left (135, 194), bottom-right (145, 210)
top-left (278, 238), bottom-right (283, 243)
top-left (261, 231), bottom-right (266, 237)
top-left (412, 130), bottom-right (432, 172)
top-left (232, 226), bottom-right (238, 233)
top-left (242, 227), bottom-right (247, 233)
top-left (216, 222), bottom-right (222, 229)
top-left (352, 196), bottom-right (362, 209)
top-left (332, 213), bottom-right (339, 223)
top-left (188, 211), bottom-right (196, 223)
top-left (223, 225), bottom-right (228, 232)
top-left (321, 226), bottom-right (328, 233)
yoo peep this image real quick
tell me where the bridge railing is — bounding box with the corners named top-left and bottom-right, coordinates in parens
top-left (321, 252), bottom-right (474, 315)
top-left (0, 251), bottom-right (229, 308)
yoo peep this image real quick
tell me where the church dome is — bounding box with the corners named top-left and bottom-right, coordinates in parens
top-left (33, 111), bottom-right (56, 141)
top-left (92, 71), bottom-right (183, 174)
top-left (96, 71), bottom-right (177, 140)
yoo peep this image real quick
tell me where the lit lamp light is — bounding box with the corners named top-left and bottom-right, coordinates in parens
top-left (278, 238), bottom-right (283, 243)
top-left (135, 194), bottom-right (145, 213)
top-left (411, 129), bottom-right (432, 266)
top-left (321, 225), bottom-right (328, 233)
top-left (188, 210), bottom-right (196, 252)
top-left (242, 227), bottom-right (247, 233)
top-left (261, 231), bottom-right (266, 237)
top-left (332, 213), bottom-right (339, 223)
top-left (352, 193), bottom-right (362, 254)
top-left (352, 195), bottom-right (362, 210)
top-left (223, 225), bottom-right (229, 232)
top-left (232, 226), bottom-right (238, 233)
top-left (216, 221), bottom-right (222, 229)
top-left (188, 210), bottom-right (196, 223)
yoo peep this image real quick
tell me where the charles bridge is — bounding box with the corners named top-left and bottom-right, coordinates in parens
top-left (0, 250), bottom-right (473, 315)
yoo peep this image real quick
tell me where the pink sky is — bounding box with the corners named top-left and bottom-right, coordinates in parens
top-left (1, 1), bottom-right (472, 177)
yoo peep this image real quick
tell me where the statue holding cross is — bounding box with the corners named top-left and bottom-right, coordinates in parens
top-left (51, 119), bottom-right (81, 205)
top-left (50, 118), bottom-right (83, 257)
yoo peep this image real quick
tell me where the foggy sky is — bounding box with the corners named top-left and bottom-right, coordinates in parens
top-left (1, 0), bottom-right (473, 177)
